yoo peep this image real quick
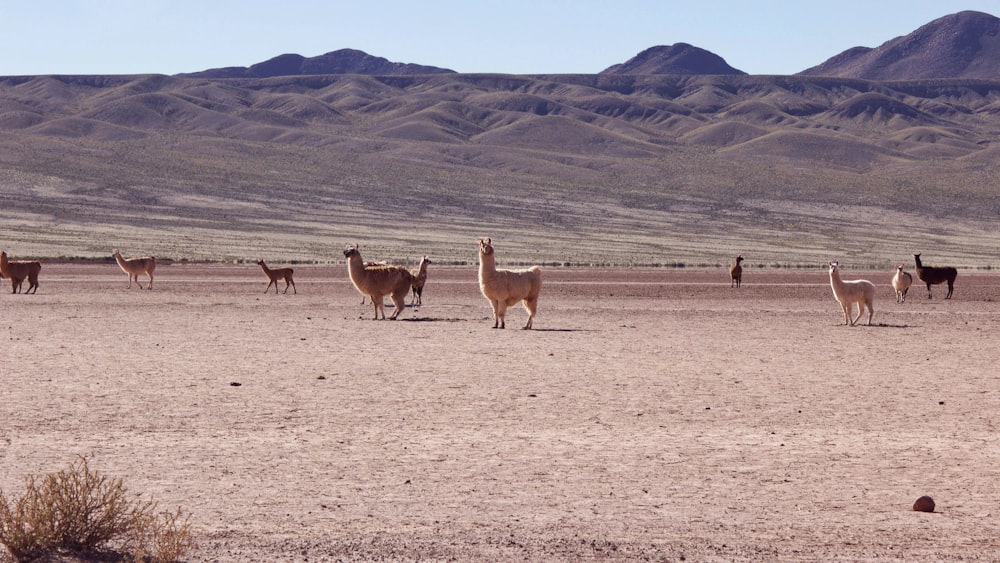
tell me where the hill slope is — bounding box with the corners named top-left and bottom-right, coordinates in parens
top-left (1, 71), bottom-right (998, 266)
top-left (800, 11), bottom-right (1000, 79)
top-left (601, 43), bottom-right (746, 75)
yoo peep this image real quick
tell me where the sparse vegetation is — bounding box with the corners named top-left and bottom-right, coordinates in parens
top-left (0, 456), bottom-right (194, 562)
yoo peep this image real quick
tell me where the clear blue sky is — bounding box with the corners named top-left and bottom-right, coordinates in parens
top-left (1, 1), bottom-right (997, 76)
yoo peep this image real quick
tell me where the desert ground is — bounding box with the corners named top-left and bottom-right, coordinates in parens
top-left (2, 263), bottom-right (1000, 561)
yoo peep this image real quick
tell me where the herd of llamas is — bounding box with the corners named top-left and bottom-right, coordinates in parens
top-left (1, 243), bottom-right (961, 329)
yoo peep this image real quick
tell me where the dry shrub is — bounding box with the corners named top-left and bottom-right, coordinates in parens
top-left (0, 456), bottom-right (194, 562)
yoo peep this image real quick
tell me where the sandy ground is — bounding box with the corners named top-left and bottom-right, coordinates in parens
top-left (2, 263), bottom-right (1000, 561)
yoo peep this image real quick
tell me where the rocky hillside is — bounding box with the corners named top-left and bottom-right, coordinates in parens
top-left (800, 11), bottom-right (1000, 79)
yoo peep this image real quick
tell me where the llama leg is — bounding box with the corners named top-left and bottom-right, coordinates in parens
top-left (865, 301), bottom-right (874, 325)
top-left (147, 272), bottom-right (153, 290)
top-left (488, 299), bottom-right (499, 328)
top-left (522, 297), bottom-right (537, 330)
top-left (946, 281), bottom-right (953, 299)
top-left (850, 303), bottom-right (863, 326)
top-left (389, 292), bottom-right (406, 320)
top-left (926, 283), bottom-right (933, 299)
top-left (493, 299), bottom-right (507, 329)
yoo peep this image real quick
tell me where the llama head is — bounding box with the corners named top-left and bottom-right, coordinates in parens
top-left (343, 244), bottom-right (360, 259)
top-left (478, 238), bottom-right (494, 256)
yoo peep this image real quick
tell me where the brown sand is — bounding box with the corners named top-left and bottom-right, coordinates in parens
top-left (2, 264), bottom-right (999, 561)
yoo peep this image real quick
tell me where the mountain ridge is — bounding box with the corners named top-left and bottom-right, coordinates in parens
top-left (1, 12), bottom-right (999, 266)
top-left (171, 11), bottom-right (1000, 81)
top-left (180, 48), bottom-right (455, 79)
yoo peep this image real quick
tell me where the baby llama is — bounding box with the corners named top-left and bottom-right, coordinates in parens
top-left (410, 255), bottom-right (431, 306)
top-left (891, 264), bottom-right (912, 303)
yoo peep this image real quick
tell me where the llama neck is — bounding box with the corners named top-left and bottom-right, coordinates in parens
top-left (347, 254), bottom-right (366, 281)
top-left (114, 254), bottom-right (127, 268)
top-left (829, 269), bottom-right (844, 291)
top-left (479, 253), bottom-right (496, 278)
top-left (259, 262), bottom-right (270, 275)
top-left (418, 260), bottom-right (429, 275)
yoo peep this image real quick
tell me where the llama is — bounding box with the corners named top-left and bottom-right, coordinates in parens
top-left (0, 250), bottom-right (41, 294)
top-left (112, 249), bottom-right (155, 289)
top-left (828, 260), bottom-right (876, 326)
top-left (257, 259), bottom-right (296, 294)
top-left (360, 261), bottom-right (386, 304)
top-left (343, 244), bottom-right (413, 320)
top-left (477, 238), bottom-right (542, 329)
top-left (891, 264), bottom-right (913, 303)
top-left (913, 253), bottom-right (957, 299)
top-left (730, 255), bottom-right (744, 288)
top-left (410, 255), bottom-right (431, 305)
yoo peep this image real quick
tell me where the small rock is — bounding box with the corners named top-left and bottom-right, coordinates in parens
top-left (913, 495), bottom-right (935, 512)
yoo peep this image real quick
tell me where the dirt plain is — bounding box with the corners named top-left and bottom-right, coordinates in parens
top-left (2, 263), bottom-right (1000, 561)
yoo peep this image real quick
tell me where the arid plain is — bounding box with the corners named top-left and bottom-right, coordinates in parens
top-left (5, 19), bottom-right (1000, 560)
top-left (3, 263), bottom-right (1000, 561)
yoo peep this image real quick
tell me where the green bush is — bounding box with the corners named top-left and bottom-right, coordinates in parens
top-left (0, 456), bottom-right (194, 562)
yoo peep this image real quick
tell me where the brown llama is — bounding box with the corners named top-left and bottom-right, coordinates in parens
top-left (913, 253), bottom-right (957, 299)
top-left (0, 250), bottom-right (41, 294)
top-left (729, 255), bottom-right (744, 288)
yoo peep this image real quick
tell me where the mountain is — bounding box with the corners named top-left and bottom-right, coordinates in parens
top-left (181, 48), bottom-right (455, 78)
top-left (800, 11), bottom-right (1000, 79)
top-left (601, 43), bottom-right (746, 75)
top-left (2, 13), bottom-right (1000, 266)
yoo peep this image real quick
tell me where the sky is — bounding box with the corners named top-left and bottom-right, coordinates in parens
top-left (1, 1), bottom-right (998, 77)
